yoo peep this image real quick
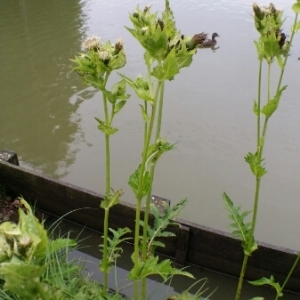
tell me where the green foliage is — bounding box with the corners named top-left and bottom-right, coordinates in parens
top-left (145, 138), bottom-right (175, 166)
top-left (119, 74), bottom-right (154, 104)
top-left (95, 117), bottom-right (119, 135)
top-left (100, 189), bottom-right (124, 210)
top-left (141, 198), bottom-right (188, 254)
top-left (244, 152), bottom-right (267, 178)
top-left (249, 276), bottom-right (283, 297)
top-left (99, 227), bottom-right (131, 273)
top-left (223, 193), bottom-right (257, 255)
top-left (261, 85), bottom-right (287, 117)
top-left (128, 165), bottom-right (151, 198)
top-left (129, 255), bottom-right (194, 281)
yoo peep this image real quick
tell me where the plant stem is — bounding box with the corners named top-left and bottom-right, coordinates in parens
top-left (101, 71), bottom-right (111, 298)
top-left (133, 81), bottom-right (162, 299)
top-left (275, 252), bottom-right (300, 300)
top-left (140, 81), bottom-right (165, 300)
top-left (234, 255), bottom-right (249, 300)
top-left (102, 207), bottom-right (110, 297)
top-left (235, 13), bottom-right (299, 299)
top-left (155, 81), bottom-right (165, 140)
top-left (257, 61), bottom-right (262, 147)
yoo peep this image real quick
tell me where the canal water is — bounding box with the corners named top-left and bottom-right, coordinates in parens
top-left (1, 0), bottom-right (300, 268)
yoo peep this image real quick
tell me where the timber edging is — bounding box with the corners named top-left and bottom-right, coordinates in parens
top-left (0, 151), bottom-right (299, 293)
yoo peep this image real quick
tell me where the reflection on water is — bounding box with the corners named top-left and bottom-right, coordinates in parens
top-left (1, 0), bottom-right (300, 251)
top-left (0, 0), bottom-right (86, 176)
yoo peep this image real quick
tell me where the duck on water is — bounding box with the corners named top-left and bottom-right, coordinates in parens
top-left (200, 32), bottom-right (219, 48)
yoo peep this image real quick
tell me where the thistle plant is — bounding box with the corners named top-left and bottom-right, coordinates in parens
top-left (223, 2), bottom-right (300, 300)
top-left (119, 1), bottom-right (212, 299)
top-left (72, 36), bottom-right (130, 298)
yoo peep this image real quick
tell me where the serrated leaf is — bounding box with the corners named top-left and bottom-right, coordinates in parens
top-left (95, 117), bottom-right (118, 135)
top-left (100, 189), bottom-right (123, 210)
top-left (129, 256), bottom-right (194, 281)
top-left (119, 74), bottom-right (154, 104)
top-left (146, 198), bottom-right (187, 253)
top-left (100, 227), bottom-right (131, 272)
top-left (244, 152), bottom-right (267, 178)
top-left (249, 276), bottom-right (282, 296)
top-left (223, 193), bottom-right (251, 244)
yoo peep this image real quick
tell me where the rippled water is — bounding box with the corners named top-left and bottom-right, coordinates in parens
top-left (1, 0), bottom-right (300, 252)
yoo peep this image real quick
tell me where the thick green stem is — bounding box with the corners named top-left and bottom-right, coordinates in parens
top-left (101, 71), bottom-right (111, 298)
top-left (102, 208), bottom-right (110, 297)
top-left (133, 81), bottom-right (162, 299)
top-left (234, 255), bottom-right (249, 300)
top-left (155, 81), bottom-right (165, 140)
top-left (257, 61), bottom-right (262, 147)
top-left (141, 81), bottom-right (165, 299)
top-left (141, 166), bottom-right (155, 299)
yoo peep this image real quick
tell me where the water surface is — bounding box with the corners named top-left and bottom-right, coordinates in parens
top-left (1, 0), bottom-right (300, 252)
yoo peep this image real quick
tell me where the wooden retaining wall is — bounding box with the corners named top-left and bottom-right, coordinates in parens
top-left (0, 156), bottom-right (299, 293)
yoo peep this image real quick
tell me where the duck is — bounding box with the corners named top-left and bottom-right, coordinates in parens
top-left (200, 32), bottom-right (219, 48)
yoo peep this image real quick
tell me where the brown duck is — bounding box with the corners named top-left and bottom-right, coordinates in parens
top-left (200, 32), bottom-right (219, 47)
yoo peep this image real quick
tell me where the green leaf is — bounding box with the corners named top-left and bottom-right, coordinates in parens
top-left (152, 48), bottom-right (179, 80)
top-left (18, 198), bottom-right (48, 260)
top-left (144, 50), bottom-right (154, 66)
top-left (128, 256), bottom-right (194, 281)
top-left (128, 166), bottom-right (151, 198)
top-left (145, 139), bottom-right (175, 167)
top-left (244, 152), bottom-right (267, 178)
top-left (100, 227), bottom-right (131, 272)
top-left (119, 74), bottom-right (154, 104)
top-left (292, 20), bottom-right (300, 32)
top-left (254, 40), bottom-right (264, 61)
top-left (276, 54), bottom-right (284, 69)
top-left (114, 100), bottom-right (127, 114)
top-left (146, 198), bottom-right (188, 253)
top-left (253, 100), bottom-right (260, 116)
top-left (249, 298), bottom-right (264, 300)
top-left (0, 262), bottom-right (46, 299)
top-left (100, 189), bottom-right (123, 210)
top-left (261, 85), bottom-right (287, 117)
top-left (223, 193), bottom-right (252, 245)
top-left (261, 98), bottom-right (278, 117)
top-left (249, 276), bottom-right (283, 297)
top-left (292, 3), bottom-right (300, 13)
top-left (95, 117), bottom-right (118, 135)
top-left (48, 238), bottom-right (77, 254)
top-left (139, 104), bottom-right (149, 122)
top-left (162, 48), bottom-right (180, 80)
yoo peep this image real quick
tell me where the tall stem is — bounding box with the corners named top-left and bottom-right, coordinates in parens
top-left (234, 255), bottom-right (249, 300)
top-left (256, 61), bottom-right (262, 147)
top-left (235, 13), bottom-right (299, 299)
top-left (140, 81), bottom-right (165, 299)
top-left (133, 81), bottom-right (162, 299)
top-left (101, 71), bottom-right (111, 298)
